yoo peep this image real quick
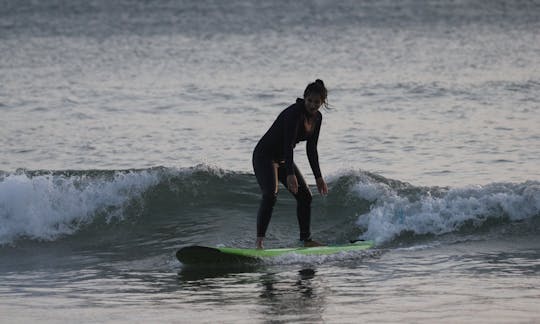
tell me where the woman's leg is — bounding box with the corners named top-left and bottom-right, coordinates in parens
top-left (253, 155), bottom-right (279, 240)
top-left (277, 163), bottom-right (312, 241)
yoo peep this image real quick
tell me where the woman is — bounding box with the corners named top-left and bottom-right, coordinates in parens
top-left (253, 79), bottom-right (329, 249)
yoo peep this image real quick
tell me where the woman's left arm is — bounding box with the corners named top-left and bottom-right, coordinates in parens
top-left (307, 113), bottom-right (328, 195)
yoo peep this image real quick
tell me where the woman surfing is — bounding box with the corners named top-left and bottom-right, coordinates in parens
top-left (253, 79), bottom-right (329, 249)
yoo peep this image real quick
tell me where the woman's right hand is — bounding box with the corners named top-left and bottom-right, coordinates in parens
top-left (287, 174), bottom-right (298, 194)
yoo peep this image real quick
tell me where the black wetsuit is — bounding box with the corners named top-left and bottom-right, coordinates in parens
top-left (252, 98), bottom-right (322, 241)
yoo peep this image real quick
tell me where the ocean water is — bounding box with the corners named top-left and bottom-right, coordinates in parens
top-left (1, 0), bottom-right (540, 323)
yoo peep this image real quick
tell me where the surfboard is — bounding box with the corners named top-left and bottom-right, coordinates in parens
top-left (176, 240), bottom-right (374, 265)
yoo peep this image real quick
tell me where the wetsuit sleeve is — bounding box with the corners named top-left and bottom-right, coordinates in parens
top-left (307, 113), bottom-right (322, 179)
top-left (283, 108), bottom-right (299, 176)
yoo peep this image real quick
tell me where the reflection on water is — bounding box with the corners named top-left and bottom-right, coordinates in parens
top-left (258, 268), bottom-right (323, 323)
top-left (177, 264), bottom-right (261, 282)
top-left (176, 265), bottom-right (327, 322)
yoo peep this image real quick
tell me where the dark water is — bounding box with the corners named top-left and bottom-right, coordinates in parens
top-left (1, 0), bottom-right (540, 322)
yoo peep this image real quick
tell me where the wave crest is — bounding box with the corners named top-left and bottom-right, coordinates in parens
top-left (1, 166), bottom-right (538, 246)
top-left (0, 169), bottom-right (160, 244)
top-left (354, 177), bottom-right (540, 243)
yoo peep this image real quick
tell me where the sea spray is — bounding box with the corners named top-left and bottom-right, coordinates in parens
top-left (0, 170), bottom-right (160, 244)
top-left (354, 178), bottom-right (540, 244)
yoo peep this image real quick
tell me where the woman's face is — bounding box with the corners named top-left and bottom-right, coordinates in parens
top-left (304, 93), bottom-right (323, 116)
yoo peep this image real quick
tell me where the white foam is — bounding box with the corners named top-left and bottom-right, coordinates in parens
top-left (354, 180), bottom-right (540, 244)
top-left (0, 171), bottom-right (160, 245)
top-left (265, 249), bottom-right (378, 266)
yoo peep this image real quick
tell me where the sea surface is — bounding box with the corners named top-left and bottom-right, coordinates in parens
top-left (1, 0), bottom-right (540, 323)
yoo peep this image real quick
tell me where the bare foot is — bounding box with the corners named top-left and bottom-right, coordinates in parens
top-left (303, 240), bottom-right (325, 247)
top-left (256, 237), bottom-right (264, 250)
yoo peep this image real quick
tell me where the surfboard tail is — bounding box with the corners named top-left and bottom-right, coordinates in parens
top-left (176, 246), bottom-right (260, 265)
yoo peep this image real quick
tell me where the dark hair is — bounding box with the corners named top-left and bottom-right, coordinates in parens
top-left (303, 79), bottom-right (329, 109)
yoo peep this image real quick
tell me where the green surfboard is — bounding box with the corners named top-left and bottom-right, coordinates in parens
top-left (176, 240), bottom-right (374, 265)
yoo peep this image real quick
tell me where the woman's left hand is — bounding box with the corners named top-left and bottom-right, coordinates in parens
top-left (316, 177), bottom-right (328, 196)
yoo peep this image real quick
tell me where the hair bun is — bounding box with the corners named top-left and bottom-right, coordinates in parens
top-left (315, 79), bottom-right (325, 86)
